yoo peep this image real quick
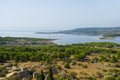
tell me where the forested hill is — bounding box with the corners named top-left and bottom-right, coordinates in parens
top-left (36, 27), bottom-right (120, 36)
top-left (57, 27), bottom-right (120, 36)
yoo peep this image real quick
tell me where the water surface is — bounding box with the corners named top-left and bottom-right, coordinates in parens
top-left (0, 31), bottom-right (120, 45)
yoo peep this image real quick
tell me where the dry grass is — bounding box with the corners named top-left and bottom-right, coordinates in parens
top-left (17, 54), bottom-right (120, 79)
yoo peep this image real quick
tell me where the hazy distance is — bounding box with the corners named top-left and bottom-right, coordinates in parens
top-left (0, 0), bottom-right (120, 31)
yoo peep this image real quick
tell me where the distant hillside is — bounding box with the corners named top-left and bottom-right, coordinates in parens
top-left (36, 27), bottom-right (120, 36)
top-left (57, 27), bottom-right (120, 36)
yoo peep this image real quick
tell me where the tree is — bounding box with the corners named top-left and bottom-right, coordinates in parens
top-left (36, 70), bottom-right (45, 80)
top-left (14, 56), bottom-right (19, 62)
top-left (0, 54), bottom-right (5, 63)
top-left (47, 67), bottom-right (54, 80)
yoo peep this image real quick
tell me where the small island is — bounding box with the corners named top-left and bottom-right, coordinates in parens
top-left (100, 33), bottom-right (120, 40)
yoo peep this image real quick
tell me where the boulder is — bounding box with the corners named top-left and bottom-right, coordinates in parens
top-left (6, 71), bottom-right (18, 78)
top-left (18, 70), bottom-right (32, 79)
top-left (52, 67), bottom-right (58, 74)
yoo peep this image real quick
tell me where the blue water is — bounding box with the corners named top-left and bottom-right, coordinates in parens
top-left (0, 31), bottom-right (120, 45)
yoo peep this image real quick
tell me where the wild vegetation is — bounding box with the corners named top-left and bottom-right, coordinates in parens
top-left (0, 40), bottom-right (120, 80)
top-left (0, 37), bottom-right (54, 46)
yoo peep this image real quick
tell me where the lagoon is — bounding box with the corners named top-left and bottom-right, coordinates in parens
top-left (0, 31), bottom-right (120, 45)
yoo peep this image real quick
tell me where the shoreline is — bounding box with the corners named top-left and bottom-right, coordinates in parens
top-left (99, 36), bottom-right (115, 40)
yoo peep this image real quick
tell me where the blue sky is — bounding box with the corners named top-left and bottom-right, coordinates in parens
top-left (0, 0), bottom-right (120, 31)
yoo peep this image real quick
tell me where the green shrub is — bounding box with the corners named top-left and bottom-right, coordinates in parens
top-left (36, 70), bottom-right (45, 80)
top-left (82, 64), bottom-right (88, 68)
top-left (71, 61), bottom-right (76, 65)
top-left (105, 76), bottom-right (115, 80)
top-left (69, 72), bottom-right (77, 78)
top-left (56, 65), bottom-right (62, 70)
top-left (0, 67), bottom-right (8, 77)
top-left (64, 63), bottom-right (70, 69)
top-left (116, 75), bottom-right (120, 80)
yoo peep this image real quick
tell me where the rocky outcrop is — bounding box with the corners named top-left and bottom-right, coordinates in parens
top-left (4, 67), bottom-right (32, 80)
top-left (0, 77), bottom-right (6, 80)
top-left (6, 71), bottom-right (18, 78)
top-left (18, 69), bottom-right (32, 79)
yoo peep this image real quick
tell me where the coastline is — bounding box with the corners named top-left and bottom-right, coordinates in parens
top-left (99, 36), bottom-right (115, 40)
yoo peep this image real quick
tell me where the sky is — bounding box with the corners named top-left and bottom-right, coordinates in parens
top-left (0, 0), bottom-right (120, 31)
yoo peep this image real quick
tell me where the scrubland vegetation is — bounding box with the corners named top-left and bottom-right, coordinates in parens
top-left (0, 37), bottom-right (120, 80)
top-left (0, 37), bottom-right (54, 46)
